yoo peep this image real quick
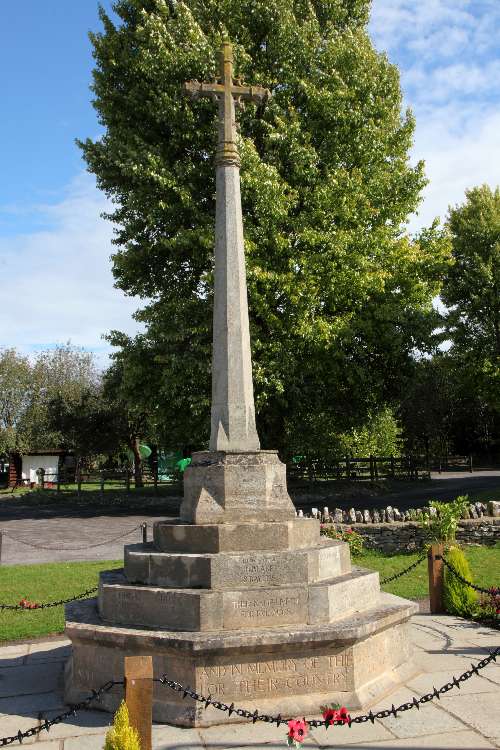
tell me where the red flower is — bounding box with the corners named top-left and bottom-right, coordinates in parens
top-left (19, 598), bottom-right (40, 609)
top-left (337, 706), bottom-right (351, 724)
top-left (323, 708), bottom-right (337, 725)
top-left (288, 718), bottom-right (309, 742)
top-left (322, 706), bottom-right (350, 726)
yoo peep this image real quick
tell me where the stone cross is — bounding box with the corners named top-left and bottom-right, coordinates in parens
top-left (184, 41), bottom-right (270, 452)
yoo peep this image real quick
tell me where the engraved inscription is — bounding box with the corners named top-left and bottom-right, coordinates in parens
top-left (199, 652), bottom-right (354, 698)
top-left (239, 557), bottom-right (273, 584)
top-left (231, 595), bottom-right (299, 618)
top-left (223, 589), bottom-right (307, 628)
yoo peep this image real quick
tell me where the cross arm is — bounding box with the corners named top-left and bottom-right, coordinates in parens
top-left (232, 83), bottom-right (270, 104)
top-left (183, 80), bottom-right (223, 100)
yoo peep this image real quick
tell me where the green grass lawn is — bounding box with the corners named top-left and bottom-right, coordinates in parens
top-left (358, 544), bottom-right (500, 600)
top-left (0, 546), bottom-right (498, 643)
top-left (0, 560), bottom-right (121, 642)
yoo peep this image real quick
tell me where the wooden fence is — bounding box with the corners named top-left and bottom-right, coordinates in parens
top-left (287, 454), bottom-right (477, 483)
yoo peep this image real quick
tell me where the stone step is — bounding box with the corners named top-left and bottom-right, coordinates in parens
top-left (124, 538), bottom-right (350, 589)
top-left (153, 518), bottom-right (320, 553)
top-left (97, 567), bottom-right (379, 632)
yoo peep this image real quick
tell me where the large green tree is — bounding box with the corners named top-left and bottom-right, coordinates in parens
top-left (83, 0), bottom-right (449, 454)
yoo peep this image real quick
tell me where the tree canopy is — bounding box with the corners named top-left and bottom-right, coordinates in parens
top-left (81, 0), bottom-right (450, 456)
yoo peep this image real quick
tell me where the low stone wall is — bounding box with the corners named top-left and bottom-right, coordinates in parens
top-left (331, 518), bottom-right (500, 553)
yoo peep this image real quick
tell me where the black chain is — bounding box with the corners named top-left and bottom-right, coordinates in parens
top-left (0, 586), bottom-right (98, 611)
top-left (155, 647), bottom-right (499, 727)
top-left (438, 555), bottom-right (499, 595)
top-left (1, 649), bottom-right (497, 745)
top-left (0, 680), bottom-right (123, 746)
top-left (380, 553), bottom-right (426, 585)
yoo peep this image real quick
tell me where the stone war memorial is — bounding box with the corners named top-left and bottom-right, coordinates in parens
top-left (64, 41), bottom-right (418, 727)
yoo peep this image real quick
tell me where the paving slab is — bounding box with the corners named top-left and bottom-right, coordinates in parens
top-left (352, 729), bottom-right (497, 748)
top-left (0, 691), bottom-right (66, 716)
top-left (0, 662), bottom-right (63, 698)
top-left (40, 710), bottom-right (112, 739)
top-left (153, 724), bottom-right (206, 750)
top-left (311, 719), bottom-right (395, 746)
top-left (439, 691), bottom-right (500, 743)
top-left (64, 737), bottom-right (108, 750)
top-left (0, 614), bottom-right (499, 749)
top-left (406, 669), bottom-right (499, 695)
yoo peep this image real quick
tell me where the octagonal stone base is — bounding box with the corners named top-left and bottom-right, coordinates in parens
top-left (64, 594), bottom-right (418, 727)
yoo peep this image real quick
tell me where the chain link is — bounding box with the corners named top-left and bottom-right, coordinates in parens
top-left (438, 555), bottom-right (499, 596)
top-left (0, 586), bottom-right (98, 611)
top-left (0, 680), bottom-right (123, 746)
top-left (0, 525), bottom-right (142, 551)
top-left (380, 553), bottom-right (426, 585)
top-left (155, 647), bottom-right (499, 727)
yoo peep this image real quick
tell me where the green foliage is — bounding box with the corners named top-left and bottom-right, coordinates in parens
top-left (321, 525), bottom-right (364, 556)
top-left (0, 349), bottom-right (32, 454)
top-left (440, 185), bottom-right (500, 457)
top-left (424, 495), bottom-right (469, 544)
top-left (83, 0), bottom-right (450, 454)
top-left (340, 407), bottom-right (402, 458)
top-left (104, 701), bottom-right (141, 750)
top-left (443, 546), bottom-right (477, 617)
top-left (0, 345), bottom-right (99, 455)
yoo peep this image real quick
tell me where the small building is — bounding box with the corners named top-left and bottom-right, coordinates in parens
top-left (8, 451), bottom-right (75, 488)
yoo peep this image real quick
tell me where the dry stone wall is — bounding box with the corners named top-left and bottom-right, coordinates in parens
top-left (319, 518), bottom-right (500, 553)
top-left (301, 500), bottom-right (500, 553)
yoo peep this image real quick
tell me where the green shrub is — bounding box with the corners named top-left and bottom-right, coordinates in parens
top-left (104, 701), bottom-right (141, 750)
top-left (425, 495), bottom-right (469, 543)
top-left (443, 546), bottom-right (477, 617)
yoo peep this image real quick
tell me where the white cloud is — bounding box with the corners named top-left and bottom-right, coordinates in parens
top-left (0, 173), bottom-right (142, 363)
top-left (410, 109), bottom-right (500, 230)
top-left (370, 0), bottom-right (500, 232)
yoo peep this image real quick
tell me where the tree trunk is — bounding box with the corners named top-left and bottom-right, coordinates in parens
top-left (130, 436), bottom-right (143, 488)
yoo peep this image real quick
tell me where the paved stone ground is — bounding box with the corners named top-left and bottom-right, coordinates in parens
top-left (0, 614), bottom-right (499, 749)
top-left (0, 514), bottom-right (172, 565)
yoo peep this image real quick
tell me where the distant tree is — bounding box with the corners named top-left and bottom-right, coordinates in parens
top-left (442, 185), bottom-right (500, 458)
top-left (0, 345), bottom-right (99, 455)
top-left (102, 358), bottom-right (154, 487)
top-left (399, 356), bottom-right (459, 459)
top-left (47, 386), bottom-right (122, 465)
top-left (0, 349), bottom-right (32, 454)
top-left (83, 0), bottom-right (450, 454)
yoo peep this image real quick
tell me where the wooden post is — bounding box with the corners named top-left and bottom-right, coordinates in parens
top-left (124, 655), bottom-right (153, 750)
top-left (390, 455), bottom-right (395, 478)
top-left (346, 456), bottom-right (351, 480)
top-left (99, 471), bottom-right (104, 499)
top-left (77, 468), bottom-right (82, 499)
top-left (369, 455), bottom-right (374, 481)
top-left (126, 469), bottom-right (131, 494)
top-left (469, 454), bottom-right (473, 473)
top-left (427, 543), bottom-right (445, 614)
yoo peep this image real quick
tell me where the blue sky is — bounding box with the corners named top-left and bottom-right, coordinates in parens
top-left (1, 0), bottom-right (499, 361)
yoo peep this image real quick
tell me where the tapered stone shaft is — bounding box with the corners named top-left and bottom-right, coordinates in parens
top-left (184, 41), bottom-right (269, 453)
top-left (210, 162), bottom-right (260, 451)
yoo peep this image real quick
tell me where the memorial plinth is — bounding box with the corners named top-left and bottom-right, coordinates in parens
top-left (64, 40), bottom-right (417, 726)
